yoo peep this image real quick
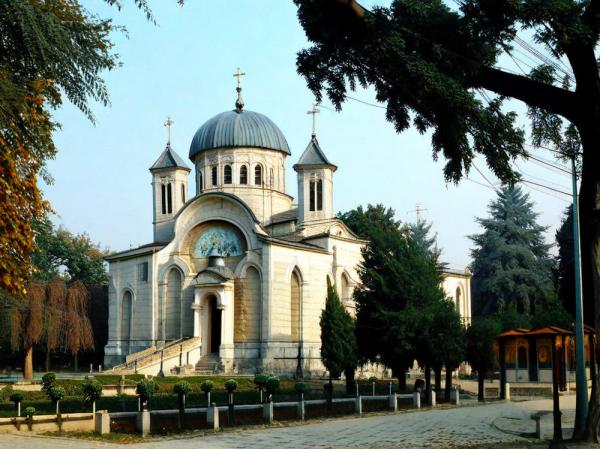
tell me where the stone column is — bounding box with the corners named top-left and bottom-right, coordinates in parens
top-left (95, 410), bottom-right (110, 435)
top-left (192, 289), bottom-right (203, 338)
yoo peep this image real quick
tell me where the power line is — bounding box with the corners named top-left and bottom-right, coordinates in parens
top-left (472, 163), bottom-right (500, 193)
top-left (521, 178), bottom-right (571, 196)
top-left (520, 181), bottom-right (571, 203)
top-left (525, 154), bottom-right (572, 175)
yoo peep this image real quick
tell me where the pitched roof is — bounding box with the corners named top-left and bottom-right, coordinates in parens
top-left (150, 144), bottom-right (190, 171)
top-left (294, 136), bottom-right (337, 171)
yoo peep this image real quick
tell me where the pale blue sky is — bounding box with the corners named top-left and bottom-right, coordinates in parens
top-left (43, 0), bottom-right (572, 268)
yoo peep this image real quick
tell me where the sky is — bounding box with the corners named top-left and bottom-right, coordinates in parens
top-left (42, 0), bottom-right (574, 269)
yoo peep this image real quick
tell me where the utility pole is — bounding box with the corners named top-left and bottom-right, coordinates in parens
top-left (571, 155), bottom-right (588, 437)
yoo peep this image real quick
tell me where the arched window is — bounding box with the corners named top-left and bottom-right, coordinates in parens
top-left (254, 164), bottom-right (262, 185)
top-left (161, 182), bottom-right (172, 214)
top-left (167, 183), bottom-right (172, 213)
top-left (309, 176), bottom-right (316, 212)
top-left (341, 273), bottom-right (351, 304)
top-left (165, 268), bottom-right (182, 340)
top-left (309, 175), bottom-right (322, 212)
top-left (161, 184), bottom-right (167, 214)
top-left (269, 167), bottom-right (274, 187)
top-left (455, 287), bottom-right (462, 315)
top-left (211, 166), bottom-right (218, 186)
top-left (121, 291), bottom-right (132, 348)
top-left (181, 184), bottom-right (186, 203)
top-left (240, 165), bottom-right (248, 184)
top-left (235, 267), bottom-right (261, 343)
top-left (198, 171), bottom-right (203, 192)
top-left (316, 179), bottom-right (323, 210)
top-left (291, 270), bottom-right (301, 341)
top-left (224, 165), bottom-right (232, 184)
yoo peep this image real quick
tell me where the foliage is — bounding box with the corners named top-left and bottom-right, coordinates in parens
top-left (337, 204), bottom-right (400, 240)
top-left (224, 379), bottom-right (238, 393)
top-left (0, 385), bottom-right (13, 402)
top-left (31, 216), bottom-right (110, 285)
top-left (253, 374), bottom-right (269, 390)
top-left (465, 318), bottom-right (501, 377)
top-left (368, 376), bottom-right (377, 383)
top-left (200, 380), bottom-right (214, 394)
top-left (294, 381), bottom-right (307, 395)
top-left (406, 218), bottom-right (443, 264)
top-left (81, 379), bottom-right (102, 404)
top-left (320, 278), bottom-right (357, 380)
top-left (555, 207), bottom-right (576, 317)
top-left (422, 299), bottom-right (465, 373)
top-left (9, 391), bottom-right (23, 404)
top-left (265, 376), bottom-right (280, 396)
top-left (470, 187), bottom-right (557, 318)
top-left (24, 406), bottom-right (35, 417)
top-left (135, 379), bottom-right (158, 404)
top-left (173, 381), bottom-right (191, 396)
top-left (41, 372), bottom-right (57, 394)
top-left (47, 386), bottom-right (66, 403)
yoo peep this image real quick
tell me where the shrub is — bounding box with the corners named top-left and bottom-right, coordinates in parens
top-left (266, 376), bottom-right (280, 395)
top-left (41, 372), bottom-right (57, 394)
top-left (136, 379), bottom-right (158, 405)
top-left (82, 379), bottom-right (103, 404)
top-left (0, 385), bottom-right (13, 401)
top-left (368, 376), bottom-right (378, 383)
top-left (200, 380), bottom-right (214, 394)
top-left (253, 374), bottom-right (269, 390)
top-left (294, 382), bottom-right (307, 395)
top-left (24, 406), bottom-right (36, 417)
top-left (48, 386), bottom-right (66, 403)
top-left (9, 391), bottom-right (23, 406)
top-left (224, 379), bottom-right (238, 393)
top-left (173, 381), bottom-right (192, 396)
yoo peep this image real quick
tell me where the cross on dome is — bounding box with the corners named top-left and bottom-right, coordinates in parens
top-left (233, 67), bottom-right (246, 112)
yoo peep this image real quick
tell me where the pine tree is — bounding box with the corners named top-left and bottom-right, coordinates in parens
top-left (555, 207), bottom-right (576, 318)
top-left (470, 186), bottom-right (556, 320)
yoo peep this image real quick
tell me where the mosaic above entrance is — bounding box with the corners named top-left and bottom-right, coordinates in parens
top-left (193, 225), bottom-right (244, 258)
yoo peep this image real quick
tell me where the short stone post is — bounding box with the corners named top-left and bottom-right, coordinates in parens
top-left (388, 393), bottom-right (397, 412)
top-left (413, 391), bottom-right (421, 409)
top-left (17, 402), bottom-right (20, 418)
top-left (207, 403), bottom-right (219, 430)
top-left (263, 401), bottom-right (273, 424)
top-left (505, 383), bottom-right (511, 401)
top-left (95, 410), bottom-right (110, 435)
top-left (355, 395), bottom-right (362, 414)
top-left (297, 393), bottom-right (305, 420)
top-left (451, 386), bottom-right (460, 405)
top-left (136, 409), bottom-right (151, 437)
top-left (89, 364), bottom-right (93, 373)
top-left (430, 390), bottom-right (436, 407)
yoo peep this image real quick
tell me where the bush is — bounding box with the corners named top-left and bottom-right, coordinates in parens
top-left (173, 381), bottom-right (192, 396)
top-left (136, 379), bottom-right (159, 405)
top-left (82, 379), bottom-right (103, 404)
top-left (253, 374), bottom-right (269, 390)
top-left (294, 382), bottom-right (307, 395)
top-left (9, 391), bottom-right (23, 406)
top-left (41, 372), bottom-right (57, 394)
top-left (266, 376), bottom-right (280, 395)
top-left (200, 380), bottom-right (214, 394)
top-left (368, 376), bottom-right (378, 383)
top-left (224, 379), bottom-right (238, 393)
top-left (24, 406), bottom-right (36, 417)
top-left (0, 385), bottom-right (13, 401)
top-left (48, 386), bottom-right (66, 403)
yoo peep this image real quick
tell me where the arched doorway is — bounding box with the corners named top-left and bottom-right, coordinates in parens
top-left (208, 295), bottom-right (222, 353)
top-left (291, 270), bottom-right (301, 342)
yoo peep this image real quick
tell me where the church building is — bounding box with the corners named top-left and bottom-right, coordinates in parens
top-left (104, 76), bottom-right (471, 376)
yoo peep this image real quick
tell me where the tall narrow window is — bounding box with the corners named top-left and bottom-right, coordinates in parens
top-left (316, 179), bottom-right (323, 211)
top-left (198, 172), bottom-right (203, 192)
top-left (254, 165), bottom-right (262, 185)
top-left (456, 287), bottom-right (462, 315)
top-left (269, 168), bottom-right (274, 187)
top-left (161, 184), bottom-right (167, 214)
top-left (167, 183), bottom-right (173, 213)
top-left (211, 166), bottom-right (218, 186)
top-left (224, 165), bottom-right (232, 184)
top-left (181, 184), bottom-right (186, 203)
top-left (309, 178), bottom-right (315, 212)
top-left (240, 165), bottom-right (248, 184)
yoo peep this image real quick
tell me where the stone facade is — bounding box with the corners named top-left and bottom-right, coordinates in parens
top-left (104, 104), bottom-right (472, 377)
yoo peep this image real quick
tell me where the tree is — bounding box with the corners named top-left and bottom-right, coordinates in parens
top-left (465, 318), bottom-right (501, 401)
top-left (406, 218), bottom-right (443, 264)
top-left (293, 1), bottom-right (600, 436)
top-left (469, 186), bottom-right (556, 318)
top-left (320, 278), bottom-right (357, 403)
top-left (1, 278), bottom-right (94, 379)
top-left (30, 215), bottom-right (109, 285)
top-left (337, 204), bottom-right (400, 239)
top-left (556, 207), bottom-right (577, 318)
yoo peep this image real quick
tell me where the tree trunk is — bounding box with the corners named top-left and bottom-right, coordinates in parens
top-left (73, 353), bottom-right (78, 372)
top-left (45, 347), bottom-right (50, 372)
top-left (23, 346), bottom-right (33, 380)
top-left (434, 366), bottom-right (442, 395)
top-left (577, 124), bottom-right (600, 442)
top-left (425, 364), bottom-right (431, 405)
top-left (398, 370), bottom-right (407, 392)
top-left (445, 366), bottom-right (453, 402)
top-left (344, 366), bottom-right (356, 394)
top-left (477, 372), bottom-right (485, 402)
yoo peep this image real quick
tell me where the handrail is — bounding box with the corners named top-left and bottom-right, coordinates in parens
top-left (111, 337), bottom-right (200, 372)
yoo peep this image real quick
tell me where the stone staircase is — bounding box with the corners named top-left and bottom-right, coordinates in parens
top-left (195, 353), bottom-right (221, 375)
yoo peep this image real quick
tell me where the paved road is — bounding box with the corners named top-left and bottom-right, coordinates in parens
top-left (0, 398), bottom-right (572, 449)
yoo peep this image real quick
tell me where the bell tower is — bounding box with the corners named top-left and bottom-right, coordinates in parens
top-left (294, 105), bottom-right (337, 224)
top-left (150, 117), bottom-right (191, 242)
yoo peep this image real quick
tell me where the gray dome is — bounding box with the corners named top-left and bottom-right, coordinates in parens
top-left (189, 110), bottom-right (291, 159)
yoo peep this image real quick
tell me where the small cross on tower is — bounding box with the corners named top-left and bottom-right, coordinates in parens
top-left (307, 103), bottom-right (320, 137)
top-left (410, 203), bottom-right (428, 222)
top-left (233, 67), bottom-right (246, 112)
top-left (164, 116), bottom-right (174, 145)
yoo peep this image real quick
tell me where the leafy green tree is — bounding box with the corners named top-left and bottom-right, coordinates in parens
top-left (320, 278), bottom-right (357, 400)
top-left (293, 1), bottom-right (600, 434)
top-left (466, 318), bottom-right (501, 401)
top-left (406, 218), bottom-right (442, 264)
top-left (470, 187), bottom-right (556, 318)
top-left (555, 207), bottom-right (577, 318)
top-left (337, 204), bottom-right (400, 239)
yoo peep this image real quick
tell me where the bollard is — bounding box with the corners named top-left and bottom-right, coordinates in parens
top-left (451, 386), bottom-right (460, 405)
top-left (207, 403), bottom-right (219, 430)
top-left (95, 410), bottom-right (110, 435)
top-left (388, 393), bottom-right (397, 412)
top-left (89, 364), bottom-right (93, 373)
top-left (355, 382), bottom-right (359, 398)
top-left (505, 383), bottom-right (511, 401)
top-left (413, 391), bottom-right (421, 409)
top-left (263, 401), bottom-right (273, 424)
top-left (431, 390), bottom-right (436, 407)
top-left (355, 395), bottom-right (362, 414)
top-left (136, 409), bottom-right (151, 437)
top-left (297, 394), bottom-right (305, 421)
top-left (99, 364), bottom-right (102, 372)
